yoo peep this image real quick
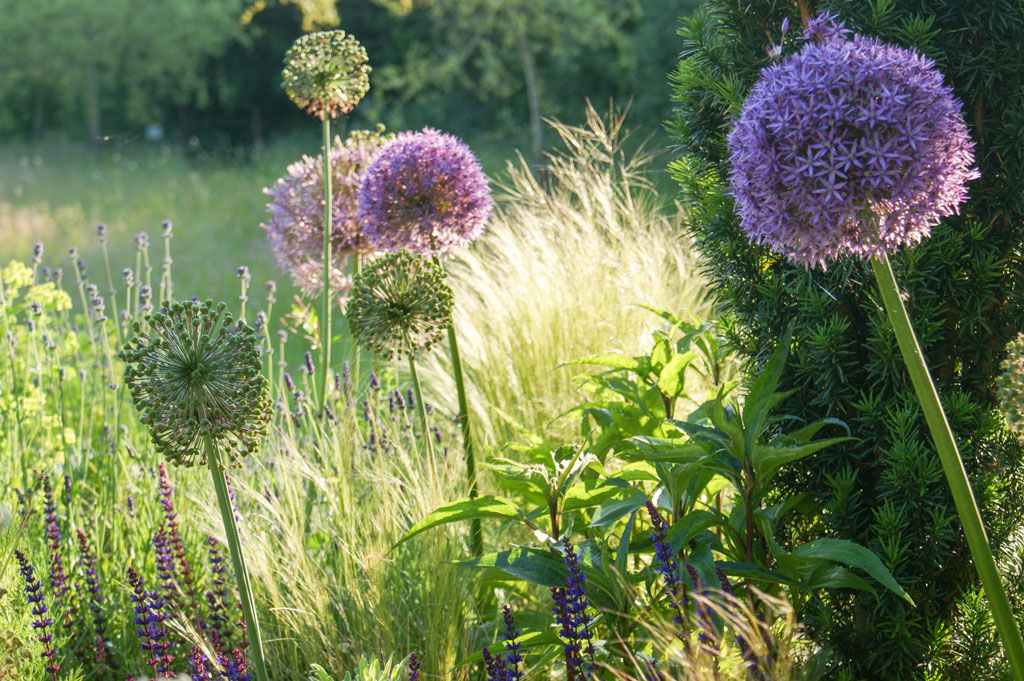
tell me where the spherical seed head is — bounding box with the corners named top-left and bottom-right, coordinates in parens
top-left (347, 250), bottom-right (453, 359)
top-left (727, 13), bottom-right (979, 269)
top-left (282, 30), bottom-right (370, 120)
top-left (357, 127), bottom-right (493, 257)
top-left (997, 333), bottom-right (1024, 435)
top-left (118, 299), bottom-right (272, 467)
top-left (262, 128), bottom-right (391, 298)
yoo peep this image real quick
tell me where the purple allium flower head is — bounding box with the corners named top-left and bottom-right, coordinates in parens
top-left (358, 128), bottom-right (492, 257)
top-left (727, 13), bottom-right (979, 269)
top-left (263, 130), bottom-right (390, 298)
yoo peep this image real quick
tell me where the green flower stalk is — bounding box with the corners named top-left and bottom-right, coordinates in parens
top-left (119, 299), bottom-right (272, 681)
top-left (348, 251), bottom-right (453, 478)
top-left (282, 30), bottom-right (371, 414)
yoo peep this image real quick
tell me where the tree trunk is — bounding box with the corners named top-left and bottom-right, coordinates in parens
top-left (517, 32), bottom-right (543, 166)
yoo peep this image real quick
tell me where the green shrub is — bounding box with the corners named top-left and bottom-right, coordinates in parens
top-left (668, 2), bottom-right (1024, 677)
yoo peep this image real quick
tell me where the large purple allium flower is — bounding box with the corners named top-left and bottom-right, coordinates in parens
top-left (263, 129), bottom-right (390, 297)
top-left (357, 128), bottom-right (492, 257)
top-left (727, 12), bottom-right (979, 269)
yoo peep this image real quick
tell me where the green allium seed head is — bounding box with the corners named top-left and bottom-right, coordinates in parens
top-left (119, 299), bottom-right (272, 467)
top-left (348, 251), bottom-right (453, 360)
top-left (282, 30), bottom-right (370, 120)
top-left (998, 333), bottom-right (1024, 435)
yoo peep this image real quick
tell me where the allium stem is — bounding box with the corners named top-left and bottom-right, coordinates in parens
top-left (205, 435), bottom-right (269, 681)
top-left (446, 323), bottom-right (482, 556)
top-left (406, 343), bottom-right (436, 484)
top-left (319, 113), bottom-right (333, 414)
top-left (871, 253), bottom-right (1024, 680)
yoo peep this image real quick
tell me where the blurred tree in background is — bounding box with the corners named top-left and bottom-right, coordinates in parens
top-left (0, 0), bottom-right (248, 145)
top-left (0, 0), bottom-right (699, 152)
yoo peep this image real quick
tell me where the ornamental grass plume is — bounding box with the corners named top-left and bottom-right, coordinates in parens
top-left (727, 11), bottom-right (979, 270)
top-left (120, 299), bottom-right (272, 681)
top-left (263, 129), bottom-right (391, 298)
top-left (727, 11), bottom-right (1024, 677)
top-left (357, 127), bottom-right (493, 257)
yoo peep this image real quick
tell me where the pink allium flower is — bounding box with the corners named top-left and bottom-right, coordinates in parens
top-left (727, 13), bottom-right (979, 269)
top-left (262, 129), bottom-right (390, 297)
top-left (357, 128), bottom-right (492, 257)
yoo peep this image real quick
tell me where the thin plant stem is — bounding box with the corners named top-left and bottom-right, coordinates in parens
top-left (204, 435), bottom-right (269, 681)
top-left (406, 341), bottom-right (436, 486)
top-left (870, 253), bottom-right (1024, 681)
top-left (319, 115), bottom-right (333, 414)
top-left (447, 323), bottom-right (482, 556)
top-left (100, 240), bottom-right (122, 345)
top-left (350, 253), bottom-right (362, 407)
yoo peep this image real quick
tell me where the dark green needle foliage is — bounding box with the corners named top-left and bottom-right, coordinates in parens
top-left (348, 250), bottom-right (454, 359)
top-left (668, 1), bottom-right (1024, 678)
top-left (119, 299), bottom-right (272, 468)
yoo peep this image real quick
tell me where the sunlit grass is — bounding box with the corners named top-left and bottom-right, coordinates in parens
top-left (422, 105), bottom-right (714, 446)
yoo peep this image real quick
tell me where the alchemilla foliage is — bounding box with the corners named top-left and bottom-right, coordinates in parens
top-left (669, 1), bottom-right (1024, 677)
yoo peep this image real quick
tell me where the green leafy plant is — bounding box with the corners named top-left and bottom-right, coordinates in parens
top-left (397, 321), bottom-right (909, 674)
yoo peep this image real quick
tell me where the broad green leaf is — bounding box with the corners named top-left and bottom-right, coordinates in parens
top-left (793, 538), bottom-right (914, 605)
top-left (804, 563), bottom-right (876, 594)
top-left (458, 548), bottom-right (619, 610)
top-left (590, 491), bottom-right (646, 528)
top-left (751, 437), bottom-right (852, 483)
top-left (651, 338), bottom-right (672, 371)
top-left (453, 631), bottom-right (564, 667)
top-left (717, 561), bottom-right (803, 589)
top-left (741, 326), bottom-right (793, 427)
top-left (564, 354), bottom-right (641, 371)
top-left (394, 496), bottom-right (523, 549)
top-left (657, 351), bottom-right (698, 399)
top-left (616, 511), bottom-right (636, 576)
